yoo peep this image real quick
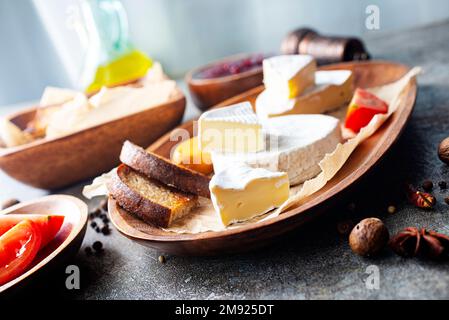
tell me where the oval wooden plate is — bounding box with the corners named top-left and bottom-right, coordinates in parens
top-left (0, 195), bottom-right (88, 293)
top-left (109, 61), bottom-right (417, 256)
top-left (0, 89), bottom-right (185, 190)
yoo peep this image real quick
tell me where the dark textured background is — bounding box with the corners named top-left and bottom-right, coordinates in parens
top-left (4, 21), bottom-right (449, 300)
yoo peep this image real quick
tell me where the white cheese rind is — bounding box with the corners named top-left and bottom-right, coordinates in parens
top-left (199, 101), bottom-right (258, 124)
top-left (211, 114), bottom-right (342, 185)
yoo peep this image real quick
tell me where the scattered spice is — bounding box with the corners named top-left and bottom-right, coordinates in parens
top-left (1, 198), bottom-right (20, 210)
top-left (102, 217), bottom-right (110, 224)
top-left (387, 205), bottom-right (396, 214)
top-left (101, 225), bottom-right (111, 235)
top-left (439, 181), bottom-right (447, 190)
top-left (92, 241), bottom-right (103, 252)
top-left (406, 184), bottom-right (436, 209)
top-left (389, 227), bottom-right (449, 259)
top-left (337, 219), bottom-right (354, 236)
top-left (90, 221), bottom-right (97, 229)
top-left (422, 180), bottom-right (433, 191)
top-left (438, 137), bottom-right (449, 165)
top-left (349, 218), bottom-right (389, 256)
top-left (158, 255), bottom-right (166, 264)
top-left (95, 226), bottom-right (101, 233)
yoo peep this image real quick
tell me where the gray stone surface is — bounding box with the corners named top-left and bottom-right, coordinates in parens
top-left (3, 21), bottom-right (449, 300)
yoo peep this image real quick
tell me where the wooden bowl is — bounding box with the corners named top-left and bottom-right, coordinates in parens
top-left (0, 195), bottom-right (88, 294)
top-left (110, 61), bottom-right (417, 256)
top-left (186, 53), bottom-right (264, 111)
top-left (0, 89), bottom-right (186, 190)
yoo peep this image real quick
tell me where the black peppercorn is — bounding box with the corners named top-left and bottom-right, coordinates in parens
top-left (438, 181), bottom-right (447, 189)
top-left (101, 225), bottom-right (111, 235)
top-left (90, 221), bottom-right (97, 229)
top-left (92, 241), bottom-right (103, 252)
top-left (93, 208), bottom-right (101, 217)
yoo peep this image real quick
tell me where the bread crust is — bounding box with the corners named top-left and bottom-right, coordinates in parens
top-left (108, 164), bottom-right (196, 228)
top-left (120, 140), bottom-right (211, 198)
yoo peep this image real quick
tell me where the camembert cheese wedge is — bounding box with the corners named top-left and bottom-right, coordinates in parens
top-left (211, 114), bottom-right (341, 186)
top-left (263, 55), bottom-right (316, 99)
top-left (198, 102), bottom-right (265, 153)
top-left (210, 164), bottom-right (289, 226)
top-left (256, 70), bottom-right (354, 118)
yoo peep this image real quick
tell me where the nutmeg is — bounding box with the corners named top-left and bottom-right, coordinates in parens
top-left (349, 218), bottom-right (389, 256)
top-left (438, 137), bottom-right (449, 165)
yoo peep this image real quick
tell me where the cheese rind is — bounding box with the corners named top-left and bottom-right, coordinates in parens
top-left (198, 102), bottom-right (264, 153)
top-left (211, 114), bottom-right (341, 186)
top-left (263, 55), bottom-right (316, 99)
top-left (210, 164), bottom-right (290, 226)
top-left (256, 70), bottom-right (354, 118)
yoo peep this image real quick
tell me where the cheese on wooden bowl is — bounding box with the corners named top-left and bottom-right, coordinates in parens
top-left (210, 164), bottom-right (289, 226)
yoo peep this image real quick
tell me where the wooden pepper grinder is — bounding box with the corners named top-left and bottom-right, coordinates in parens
top-left (281, 28), bottom-right (370, 65)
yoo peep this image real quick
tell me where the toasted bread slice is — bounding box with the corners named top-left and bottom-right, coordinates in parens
top-left (120, 140), bottom-right (211, 198)
top-left (108, 164), bottom-right (198, 228)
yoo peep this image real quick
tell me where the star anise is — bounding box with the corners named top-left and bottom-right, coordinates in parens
top-left (389, 227), bottom-right (449, 259)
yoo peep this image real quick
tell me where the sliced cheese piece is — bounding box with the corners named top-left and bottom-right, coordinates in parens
top-left (198, 102), bottom-right (265, 153)
top-left (263, 55), bottom-right (316, 99)
top-left (210, 164), bottom-right (289, 226)
top-left (211, 114), bottom-right (341, 185)
top-left (256, 70), bottom-right (354, 118)
top-left (172, 136), bottom-right (213, 175)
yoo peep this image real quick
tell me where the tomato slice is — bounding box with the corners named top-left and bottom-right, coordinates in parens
top-left (0, 215), bottom-right (64, 249)
top-left (0, 220), bottom-right (42, 286)
top-left (345, 88), bottom-right (388, 133)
